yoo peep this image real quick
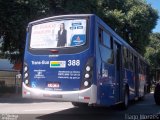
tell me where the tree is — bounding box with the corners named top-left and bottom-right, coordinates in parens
top-left (99, 0), bottom-right (158, 54)
top-left (0, 0), bottom-right (159, 64)
top-left (145, 33), bottom-right (160, 68)
top-left (0, 0), bottom-right (49, 63)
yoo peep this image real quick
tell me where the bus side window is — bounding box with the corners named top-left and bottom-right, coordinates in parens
top-left (102, 31), bottom-right (111, 48)
top-left (98, 27), bottom-right (114, 64)
top-left (138, 59), bottom-right (143, 74)
top-left (110, 37), bottom-right (113, 49)
top-left (123, 47), bottom-right (128, 69)
top-left (98, 27), bottom-right (112, 49)
top-left (129, 52), bottom-right (133, 71)
top-left (130, 53), bottom-right (134, 71)
top-left (98, 27), bottom-right (103, 43)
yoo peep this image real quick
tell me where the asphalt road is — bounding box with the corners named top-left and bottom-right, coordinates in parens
top-left (0, 93), bottom-right (159, 120)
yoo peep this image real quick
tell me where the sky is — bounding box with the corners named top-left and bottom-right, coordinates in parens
top-left (146, 0), bottom-right (160, 33)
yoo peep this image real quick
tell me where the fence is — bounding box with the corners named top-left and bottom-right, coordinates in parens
top-left (0, 70), bottom-right (21, 94)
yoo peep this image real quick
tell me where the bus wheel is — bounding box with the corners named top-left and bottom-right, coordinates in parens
top-left (154, 84), bottom-right (160, 105)
top-left (121, 89), bottom-right (129, 109)
top-left (72, 102), bottom-right (88, 107)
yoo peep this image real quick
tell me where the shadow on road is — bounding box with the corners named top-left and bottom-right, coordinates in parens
top-left (37, 106), bottom-right (125, 120)
top-left (0, 94), bottom-right (55, 104)
top-left (37, 103), bottom-right (160, 120)
top-left (37, 94), bottom-right (160, 120)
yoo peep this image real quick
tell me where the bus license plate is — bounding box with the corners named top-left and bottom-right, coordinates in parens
top-left (47, 82), bottom-right (60, 88)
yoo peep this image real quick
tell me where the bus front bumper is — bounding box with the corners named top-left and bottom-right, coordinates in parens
top-left (22, 83), bottom-right (97, 104)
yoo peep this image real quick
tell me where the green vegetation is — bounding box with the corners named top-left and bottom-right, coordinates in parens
top-left (0, 0), bottom-right (159, 68)
top-left (145, 33), bottom-right (160, 68)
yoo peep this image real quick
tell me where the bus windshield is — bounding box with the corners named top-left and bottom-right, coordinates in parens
top-left (30, 19), bottom-right (87, 49)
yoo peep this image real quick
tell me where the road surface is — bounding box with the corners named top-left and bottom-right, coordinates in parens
top-left (0, 93), bottom-right (159, 120)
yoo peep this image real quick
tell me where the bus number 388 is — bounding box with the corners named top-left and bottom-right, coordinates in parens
top-left (68, 60), bottom-right (80, 66)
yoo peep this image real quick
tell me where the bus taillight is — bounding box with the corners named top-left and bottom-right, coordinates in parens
top-left (80, 58), bottom-right (93, 90)
top-left (23, 63), bottom-right (30, 86)
top-left (84, 96), bottom-right (90, 100)
top-left (50, 49), bottom-right (59, 54)
top-left (86, 66), bottom-right (91, 72)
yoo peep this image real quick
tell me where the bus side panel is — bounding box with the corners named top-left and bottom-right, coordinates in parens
top-left (95, 18), bottom-right (116, 106)
top-left (124, 69), bottom-right (136, 100)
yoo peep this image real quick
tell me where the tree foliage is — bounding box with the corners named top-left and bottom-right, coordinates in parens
top-left (100, 0), bottom-right (158, 54)
top-left (145, 33), bottom-right (160, 68)
top-left (0, 0), bottom-right (159, 64)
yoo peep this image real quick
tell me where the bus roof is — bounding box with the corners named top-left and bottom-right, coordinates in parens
top-left (29, 14), bottom-right (94, 25)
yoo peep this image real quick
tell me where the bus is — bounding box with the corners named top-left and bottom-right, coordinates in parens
top-left (22, 14), bottom-right (149, 109)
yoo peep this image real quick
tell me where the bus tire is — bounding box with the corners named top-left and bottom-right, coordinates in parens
top-left (121, 88), bottom-right (129, 110)
top-left (72, 102), bottom-right (88, 107)
top-left (154, 84), bottom-right (160, 105)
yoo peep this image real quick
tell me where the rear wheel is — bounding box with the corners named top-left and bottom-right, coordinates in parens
top-left (72, 102), bottom-right (88, 107)
top-left (121, 88), bottom-right (129, 109)
top-left (154, 84), bottom-right (160, 105)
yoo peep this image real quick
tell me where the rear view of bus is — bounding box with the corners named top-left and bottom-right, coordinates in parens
top-left (22, 14), bottom-right (97, 105)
